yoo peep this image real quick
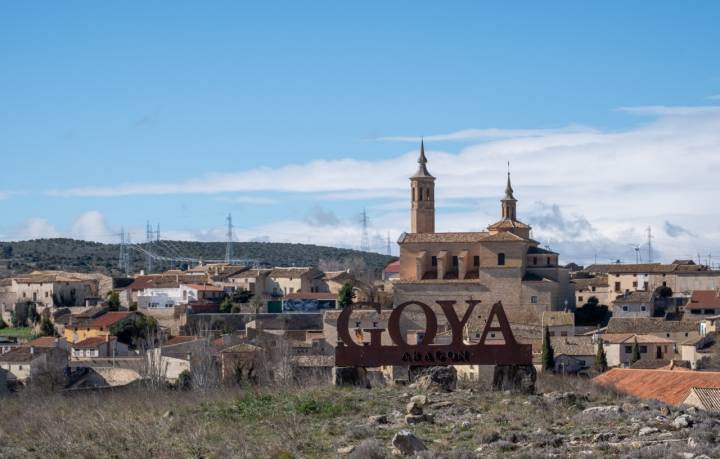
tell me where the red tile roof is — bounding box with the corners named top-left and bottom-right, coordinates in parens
top-left (88, 311), bottom-right (131, 329)
top-left (183, 283), bottom-right (225, 292)
top-left (384, 260), bottom-right (401, 274)
top-left (72, 336), bottom-right (115, 348)
top-left (601, 333), bottom-right (674, 344)
top-left (594, 368), bottom-right (720, 405)
top-left (25, 336), bottom-right (63, 348)
top-left (686, 290), bottom-right (720, 310)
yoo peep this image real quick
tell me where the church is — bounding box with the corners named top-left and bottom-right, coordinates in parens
top-left (394, 141), bottom-right (574, 323)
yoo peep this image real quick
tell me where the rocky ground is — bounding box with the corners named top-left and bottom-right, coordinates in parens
top-left (0, 373), bottom-right (718, 458)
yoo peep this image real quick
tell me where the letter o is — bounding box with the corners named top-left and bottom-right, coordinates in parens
top-left (388, 301), bottom-right (438, 346)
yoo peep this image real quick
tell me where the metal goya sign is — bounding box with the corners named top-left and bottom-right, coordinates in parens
top-left (334, 300), bottom-right (532, 367)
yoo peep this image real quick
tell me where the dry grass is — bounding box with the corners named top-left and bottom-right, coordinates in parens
top-left (0, 374), bottom-right (718, 458)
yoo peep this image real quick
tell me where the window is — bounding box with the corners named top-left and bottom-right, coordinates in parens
top-left (560, 331), bottom-right (568, 337)
top-left (625, 346), bottom-right (633, 353)
top-left (667, 333), bottom-right (670, 337)
top-left (614, 282), bottom-right (621, 292)
top-left (289, 288), bottom-right (294, 294)
top-left (452, 256), bottom-right (458, 267)
top-left (431, 256), bottom-right (437, 267)
top-left (591, 286), bottom-right (596, 292)
top-left (685, 332), bottom-right (689, 337)
top-left (622, 306), bottom-right (628, 312)
top-left (640, 306), bottom-right (646, 311)
top-left (705, 309), bottom-right (716, 315)
top-left (355, 321), bottom-right (361, 328)
top-left (578, 296), bottom-right (584, 303)
top-left (533, 256), bottom-right (537, 265)
top-left (640, 346), bottom-right (648, 353)
top-left (632, 282), bottom-right (638, 288)
top-left (662, 281), bottom-right (667, 287)
top-left (372, 322), bottom-right (378, 328)
top-left (691, 309), bottom-right (701, 315)
top-left (546, 257), bottom-right (551, 266)
top-left (45, 291), bottom-right (49, 298)
top-left (473, 256), bottom-right (480, 266)
top-left (530, 296), bottom-right (538, 304)
top-left (497, 253), bottom-right (505, 266)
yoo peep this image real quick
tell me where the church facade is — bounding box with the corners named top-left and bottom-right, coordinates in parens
top-left (394, 142), bottom-right (574, 323)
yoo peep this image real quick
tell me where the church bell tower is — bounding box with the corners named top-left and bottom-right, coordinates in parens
top-left (410, 140), bottom-right (435, 233)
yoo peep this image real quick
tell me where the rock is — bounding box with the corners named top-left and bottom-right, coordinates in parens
top-left (656, 415), bottom-right (668, 422)
top-left (432, 400), bottom-right (453, 409)
top-left (391, 430), bottom-right (427, 455)
top-left (405, 414), bottom-right (429, 424)
top-left (415, 366), bottom-right (457, 392)
top-left (593, 432), bottom-right (613, 443)
top-left (460, 420), bottom-right (471, 429)
top-left (368, 415), bottom-right (388, 425)
top-left (678, 453), bottom-right (694, 459)
top-left (687, 437), bottom-right (698, 449)
top-left (638, 427), bottom-right (659, 437)
top-left (583, 405), bottom-right (620, 415)
top-left (406, 401), bottom-right (423, 416)
top-left (410, 395), bottom-right (427, 406)
top-left (162, 410), bottom-right (174, 419)
top-left (333, 366), bottom-right (369, 387)
top-left (659, 406), bottom-right (670, 416)
top-left (337, 445), bottom-right (355, 454)
top-left (492, 365), bottom-right (536, 394)
top-left (500, 398), bottom-right (512, 405)
top-left (694, 455), bottom-right (712, 459)
top-left (543, 391), bottom-right (576, 403)
top-left (622, 402), bottom-right (636, 413)
top-left (639, 403), bottom-right (650, 410)
top-left (672, 414), bottom-right (693, 429)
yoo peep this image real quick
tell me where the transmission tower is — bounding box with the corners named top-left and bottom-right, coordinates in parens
top-left (118, 227), bottom-right (131, 276)
top-left (145, 221), bottom-right (154, 273)
top-left (225, 213), bottom-right (234, 264)
top-left (386, 232), bottom-right (392, 256)
top-left (646, 226), bottom-right (653, 263)
top-left (156, 223), bottom-right (160, 242)
top-left (360, 208), bottom-right (370, 252)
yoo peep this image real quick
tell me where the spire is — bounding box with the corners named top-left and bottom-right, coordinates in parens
top-left (504, 161), bottom-right (515, 200)
top-left (412, 138), bottom-right (433, 178)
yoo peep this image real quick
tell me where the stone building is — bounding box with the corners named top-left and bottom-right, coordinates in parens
top-left (394, 142), bottom-right (574, 325)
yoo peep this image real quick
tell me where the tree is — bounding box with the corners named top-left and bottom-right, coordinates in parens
top-left (39, 317), bottom-right (56, 337)
top-left (111, 315), bottom-right (158, 347)
top-left (0, 318), bottom-right (7, 329)
top-left (541, 326), bottom-right (555, 372)
top-left (595, 339), bottom-right (608, 373)
top-left (177, 370), bottom-right (192, 390)
top-left (230, 289), bottom-right (253, 304)
top-left (107, 291), bottom-right (121, 311)
top-left (219, 297), bottom-right (233, 313)
top-left (337, 282), bottom-right (355, 309)
top-left (631, 337), bottom-right (641, 363)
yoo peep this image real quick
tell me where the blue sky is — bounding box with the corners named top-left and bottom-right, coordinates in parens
top-left (2, 2), bottom-right (720, 264)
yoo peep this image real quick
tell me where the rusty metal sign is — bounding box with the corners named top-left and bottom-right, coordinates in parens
top-left (334, 300), bottom-right (532, 367)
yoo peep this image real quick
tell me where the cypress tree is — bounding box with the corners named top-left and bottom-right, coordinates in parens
top-left (631, 336), bottom-right (641, 363)
top-left (595, 339), bottom-right (608, 372)
top-left (337, 282), bottom-right (355, 309)
top-left (542, 326), bottom-right (555, 372)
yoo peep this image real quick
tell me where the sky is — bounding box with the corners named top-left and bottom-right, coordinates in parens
top-left (1, 1), bottom-right (720, 265)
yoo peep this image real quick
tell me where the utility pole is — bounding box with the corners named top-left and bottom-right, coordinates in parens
top-left (118, 227), bottom-right (131, 276)
top-left (386, 232), bottom-right (392, 256)
top-left (156, 223), bottom-right (160, 242)
top-left (225, 213), bottom-right (234, 264)
top-left (360, 208), bottom-right (370, 252)
top-left (646, 226), bottom-right (653, 263)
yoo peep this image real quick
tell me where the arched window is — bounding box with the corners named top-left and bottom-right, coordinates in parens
top-left (498, 253), bottom-right (505, 266)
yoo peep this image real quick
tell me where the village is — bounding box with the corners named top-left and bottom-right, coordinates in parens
top-left (2, 144), bottom-right (720, 421)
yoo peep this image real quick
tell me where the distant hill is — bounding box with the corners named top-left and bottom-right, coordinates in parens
top-left (0, 238), bottom-right (396, 277)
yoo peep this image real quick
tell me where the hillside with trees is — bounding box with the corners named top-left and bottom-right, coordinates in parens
top-left (0, 238), bottom-right (395, 277)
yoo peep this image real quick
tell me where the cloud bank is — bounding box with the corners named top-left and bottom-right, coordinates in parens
top-left (24, 104), bottom-right (720, 264)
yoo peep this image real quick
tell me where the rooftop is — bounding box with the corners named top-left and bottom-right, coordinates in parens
top-left (542, 311), bottom-right (575, 327)
top-left (269, 267), bottom-right (318, 278)
top-left (72, 336), bottom-right (115, 349)
top-left (87, 311), bottom-right (132, 329)
top-left (606, 317), bottom-right (698, 334)
top-left (612, 290), bottom-right (656, 304)
top-left (686, 290), bottom-right (720, 310)
top-left (686, 387), bottom-right (720, 412)
top-left (594, 368), bottom-right (720, 405)
top-left (601, 333), bottom-right (675, 344)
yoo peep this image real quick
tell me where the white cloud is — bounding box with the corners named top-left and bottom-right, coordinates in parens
top-left (616, 105), bottom-right (720, 116)
top-left (216, 195), bottom-right (279, 205)
top-left (70, 211), bottom-right (114, 242)
top-left (707, 95), bottom-right (720, 101)
top-left (39, 105), bottom-right (720, 264)
top-left (372, 125), bottom-right (597, 142)
top-left (13, 218), bottom-right (61, 240)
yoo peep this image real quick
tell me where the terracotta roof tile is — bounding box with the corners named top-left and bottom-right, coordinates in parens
top-left (686, 290), bottom-right (720, 310)
top-left (72, 336), bottom-right (115, 348)
top-left (606, 318), bottom-right (697, 334)
top-left (594, 368), bottom-right (720, 405)
top-left (601, 333), bottom-right (674, 344)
